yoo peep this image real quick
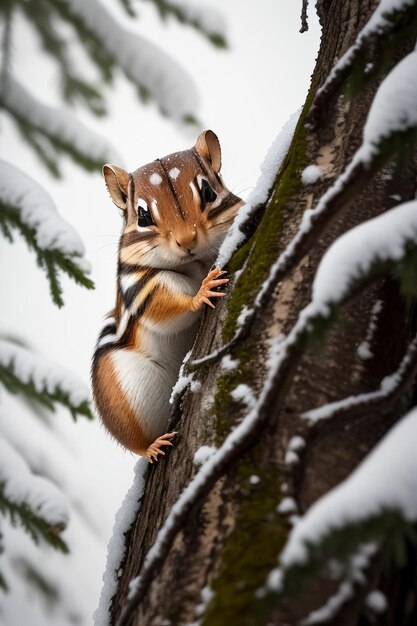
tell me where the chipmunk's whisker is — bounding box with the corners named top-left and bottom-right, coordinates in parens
top-left (235, 186), bottom-right (255, 197)
top-left (94, 243), bottom-right (119, 253)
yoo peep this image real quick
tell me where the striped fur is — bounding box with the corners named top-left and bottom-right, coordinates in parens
top-left (92, 130), bottom-right (243, 458)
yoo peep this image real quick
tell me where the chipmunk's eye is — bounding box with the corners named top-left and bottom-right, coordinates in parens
top-left (199, 179), bottom-right (217, 212)
top-left (137, 198), bottom-right (155, 227)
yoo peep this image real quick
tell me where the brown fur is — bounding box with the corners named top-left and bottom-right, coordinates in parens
top-left (145, 286), bottom-right (193, 323)
top-left (92, 351), bottom-right (150, 454)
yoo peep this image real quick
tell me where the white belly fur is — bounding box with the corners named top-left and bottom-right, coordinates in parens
top-left (111, 322), bottom-right (198, 441)
top-left (111, 262), bottom-right (208, 442)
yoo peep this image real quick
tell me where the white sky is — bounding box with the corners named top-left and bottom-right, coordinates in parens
top-left (0, 1), bottom-right (320, 622)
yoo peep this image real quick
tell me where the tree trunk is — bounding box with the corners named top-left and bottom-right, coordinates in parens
top-left (109, 1), bottom-right (417, 624)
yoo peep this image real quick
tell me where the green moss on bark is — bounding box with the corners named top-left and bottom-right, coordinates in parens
top-left (203, 85), bottom-right (319, 626)
top-left (201, 450), bottom-right (288, 626)
top-left (212, 346), bottom-right (253, 444)
top-left (222, 92), bottom-right (314, 342)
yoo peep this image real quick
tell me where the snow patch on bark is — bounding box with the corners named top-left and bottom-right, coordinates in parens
top-left (217, 108), bottom-right (301, 266)
top-left (194, 446), bottom-right (217, 466)
top-left (365, 590), bottom-right (388, 614)
top-left (94, 459), bottom-right (148, 626)
top-left (301, 164), bottom-right (322, 184)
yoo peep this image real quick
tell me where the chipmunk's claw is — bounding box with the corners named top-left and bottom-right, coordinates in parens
top-left (145, 432), bottom-right (177, 463)
top-left (192, 267), bottom-right (229, 311)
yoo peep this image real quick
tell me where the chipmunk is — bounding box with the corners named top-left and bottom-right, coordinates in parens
top-left (91, 130), bottom-right (243, 462)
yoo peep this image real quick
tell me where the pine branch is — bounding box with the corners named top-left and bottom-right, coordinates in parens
top-left (20, 0), bottom-right (107, 115)
top-left (0, 532), bottom-right (8, 590)
top-left (50, 0), bottom-right (199, 124)
top-left (294, 544), bottom-right (378, 626)
top-left (0, 363), bottom-right (92, 420)
top-left (0, 437), bottom-right (69, 553)
top-left (0, 487), bottom-right (68, 553)
top-left (273, 407), bottom-right (417, 609)
top-left (0, 204), bottom-right (94, 307)
top-left (62, 77), bottom-right (106, 116)
top-left (144, 0), bottom-right (228, 48)
top-left (50, 0), bottom-right (115, 83)
top-left (15, 122), bottom-right (62, 178)
top-left (0, 75), bottom-right (119, 174)
top-left (304, 336), bottom-right (417, 431)
top-left (0, 339), bottom-right (92, 420)
top-left (0, 1), bottom-right (13, 89)
top-left (311, 0), bottom-right (417, 124)
top-left (260, 513), bottom-right (415, 611)
top-left (19, 559), bottom-right (60, 605)
top-left (118, 0), bottom-right (137, 18)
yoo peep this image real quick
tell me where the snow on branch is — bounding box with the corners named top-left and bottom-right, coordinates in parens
top-left (0, 435), bottom-right (69, 552)
top-left (282, 200), bottom-right (417, 356)
top-left (278, 406), bottom-right (417, 585)
top-left (302, 543), bottom-right (378, 625)
top-left (0, 160), bottom-right (87, 259)
top-left (19, 0), bottom-right (107, 116)
top-left (144, 0), bottom-right (228, 48)
top-left (0, 75), bottom-right (120, 174)
top-left (0, 338), bottom-right (92, 420)
top-left (304, 336), bottom-right (417, 425)
top-left (0, 159), bottom-right (94, 306)
top-left (311, 199), bottom-right (417, 305)
top-left (192, 50), bottom-right (417, 369)
top-left (56, 0), bottom-right (199, 123)
top-left (361, 49), bottom-right (417, 159)
top-left (312, 0), bottom-right (417, 119)
top-left (94, 459), bottom-right (148, 626)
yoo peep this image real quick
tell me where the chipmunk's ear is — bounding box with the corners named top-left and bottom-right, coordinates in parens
top-left (102, 164), bottom-right (129, 210)
top-left (194, 130), bottom-right (222, 173)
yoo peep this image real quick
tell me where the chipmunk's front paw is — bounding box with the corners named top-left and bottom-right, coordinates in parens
top-left (146, 432), bottom-right (177, 463)
top-left (192, 267), bottom-right (229, 311)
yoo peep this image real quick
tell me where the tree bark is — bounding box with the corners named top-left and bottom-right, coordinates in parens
top-left (110, 1), bottom-right (417, 624)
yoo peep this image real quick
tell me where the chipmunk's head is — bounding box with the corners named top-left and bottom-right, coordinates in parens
top-left (103, 130), bottom-right (242, 270)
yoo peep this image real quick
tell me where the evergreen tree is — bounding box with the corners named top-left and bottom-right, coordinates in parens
top-left (0, 0), bottom-right (227, 623)
top-left (98, 1), bottom-right (417, 625)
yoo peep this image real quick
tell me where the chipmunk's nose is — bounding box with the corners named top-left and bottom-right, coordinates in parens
top-left (175, 229), bottom-right (197, 250)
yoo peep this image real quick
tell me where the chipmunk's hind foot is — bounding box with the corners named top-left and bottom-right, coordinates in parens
top-left (146, 432), bottom-right (177, 463)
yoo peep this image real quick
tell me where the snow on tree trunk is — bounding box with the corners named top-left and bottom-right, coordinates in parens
top-left (102, 2), bottom-right (417, 625)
